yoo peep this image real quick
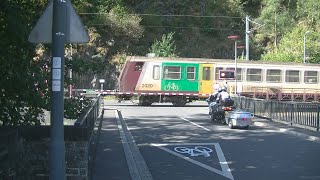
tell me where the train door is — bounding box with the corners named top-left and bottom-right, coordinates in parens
top-left (199, 64), bottom-right (214, 95)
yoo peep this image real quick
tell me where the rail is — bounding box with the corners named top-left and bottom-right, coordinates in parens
top-left (234, 97), bottom-right (320, 131)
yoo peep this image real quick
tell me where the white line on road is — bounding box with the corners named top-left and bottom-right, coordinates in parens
top-left (151, 143), bottom-right (234, 180)
top-left (179, 117), bottom-right (211, 131)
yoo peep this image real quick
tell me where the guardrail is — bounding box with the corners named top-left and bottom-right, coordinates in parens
top-left (234, 97), bottom-right (320, 131)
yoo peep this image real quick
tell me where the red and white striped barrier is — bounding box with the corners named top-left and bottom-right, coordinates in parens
top-left (81, 90), bottom-right (211, 97)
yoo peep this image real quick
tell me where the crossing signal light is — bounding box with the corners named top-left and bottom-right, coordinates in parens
top-left (219, 70), bottom-right (235, 80)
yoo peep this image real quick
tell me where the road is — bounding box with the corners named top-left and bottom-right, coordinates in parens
top-left (93, 100), bottom-right (320, 180)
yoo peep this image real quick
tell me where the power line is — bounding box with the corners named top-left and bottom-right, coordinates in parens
top-left (143, 25), bottom-right (243, 31)
top-left (86, 24), bottom-right (243, 31)
top-left (79, 12), bottom-right (243, 19)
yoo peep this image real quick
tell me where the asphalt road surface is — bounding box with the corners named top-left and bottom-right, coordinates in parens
top-left (94, 99), bottom-right (320, 180)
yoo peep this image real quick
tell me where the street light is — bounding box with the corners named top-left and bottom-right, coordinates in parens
top-left (303, 31), bottom-right (310, 64)
top-left (228, 35), bottom-right (240, 95)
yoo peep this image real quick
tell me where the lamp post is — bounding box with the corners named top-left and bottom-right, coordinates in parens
top-left (303, 31), bottom-right (310, 64)
top-left (228, 35), bottom-right (240, 95)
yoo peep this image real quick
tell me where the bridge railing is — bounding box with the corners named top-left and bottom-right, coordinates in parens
top-left (234, 96), bottom-right (320, 131)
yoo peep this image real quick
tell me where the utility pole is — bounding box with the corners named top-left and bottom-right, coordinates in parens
top-left (245, 15), bottom-right (250, 61)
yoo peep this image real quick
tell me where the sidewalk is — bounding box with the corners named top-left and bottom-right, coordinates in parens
top-left (91, 109), bottom-right (131, 180)
top-left (252, 117), bottom-right (320, 143)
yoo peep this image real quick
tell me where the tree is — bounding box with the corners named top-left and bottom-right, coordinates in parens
top-left (149, 32), bottom-right (177, 57)
top-left (0, 0), bottom-right (50, 126)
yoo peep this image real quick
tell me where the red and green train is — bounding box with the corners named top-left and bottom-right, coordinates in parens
top-left (114, 56), bottom-right (320, 105)
top-left (117, 56), bottom-right (228, 106)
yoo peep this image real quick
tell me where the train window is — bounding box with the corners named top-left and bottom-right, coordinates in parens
top-left (266, 69), bottom-right (282, 83)
top-left (285, 70), bottom-right (300, 83)
top-left (236, 68), bottom-right (242, 81)
top-left (187, 66), bottom-right (196, 80)
top-left (202, 67), bottom-right (211, 80)
top-left (163, 66), bottom-right (181, 80)
top-left (304, 71), bottom-right (318, 83)
top-left (153, 65), bottom-right (160, 80)
top-left (215, 67), bottom-right (223, 80)
top-left (247, 68), bottom-right (262, 82)
top-left (134, 62), bottom-right (144, 71)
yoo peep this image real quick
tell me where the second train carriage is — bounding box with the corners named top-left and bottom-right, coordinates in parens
top-left (117, 56), bottom-right (320, 105)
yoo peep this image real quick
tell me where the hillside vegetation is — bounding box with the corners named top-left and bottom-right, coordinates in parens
top-left (1, 0), bottom-right (320, 125)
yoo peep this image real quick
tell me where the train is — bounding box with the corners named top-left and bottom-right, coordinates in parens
top-left (113, 56), bottom-right (320, 106)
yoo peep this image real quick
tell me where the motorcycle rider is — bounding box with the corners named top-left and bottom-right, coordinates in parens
top-left (207, 87), bottom-right (222, 115)
top-left (216, 86), bottom-right (234, 107)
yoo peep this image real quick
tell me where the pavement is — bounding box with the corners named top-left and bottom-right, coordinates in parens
top-left (91, 108), bottom-right (320, 180)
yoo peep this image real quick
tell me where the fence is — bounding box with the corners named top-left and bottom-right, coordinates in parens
top-left (234, 97), bottom-right (320, 131)
top-left (74, 94), bottom-right (103, 179)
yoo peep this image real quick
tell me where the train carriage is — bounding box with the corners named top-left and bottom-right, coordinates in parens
top-left (117, 56), bottom-right (320, 106)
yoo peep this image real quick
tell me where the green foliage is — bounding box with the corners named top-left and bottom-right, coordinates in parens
top-left (0, 0), bottom-right (49, 126)
top-left (3, 0), bottom-right (320, 126)
top-left (64, 97), bottom-right (91, 120)
top-left (149, 32), bottom-right (177, 57)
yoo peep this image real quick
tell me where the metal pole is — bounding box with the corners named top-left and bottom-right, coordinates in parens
top-left (303, 35), bottom-right (306, 64)
top-left (101, 83), bottom-right (104, 91)
top-left (246, 15), bottom-right (249, 61)
top-left (69, 46), bottom-right (72, 98)
top-left (304, 31), bottom-right (310, 64)
top-left (235, 40), bottom-right (237, 95)
top-left (50, 0), bottom-right (66, 179)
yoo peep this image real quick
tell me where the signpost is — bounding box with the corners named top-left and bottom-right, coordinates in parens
top-left (228, 35), bottom-right (240, 95)
top-left (28, 0), bottom-right (89, 179)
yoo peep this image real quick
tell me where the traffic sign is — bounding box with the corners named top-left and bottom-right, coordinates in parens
top-left (28, 0), bottom-right (89, 43)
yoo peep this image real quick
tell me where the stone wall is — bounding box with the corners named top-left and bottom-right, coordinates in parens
top-left (0, 110), bottom-right (102, 180)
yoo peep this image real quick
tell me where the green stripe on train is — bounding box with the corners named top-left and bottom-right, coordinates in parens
top-left (161, 62), bottom-right (200, 92)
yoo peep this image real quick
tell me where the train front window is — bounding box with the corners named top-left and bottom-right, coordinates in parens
top-left (247, 69), bottom-right (262, 82)
top-left (202, 67), bottom-right (211, 80)
top-left (267, 69), bottom-right (282, 83)
top-left (304, 71), bottom-right (318, 83)
top-left (134, 62), bottom-right (144, 71)
top-left (163, 66), bottom-right (181, 80)
top-left (187, 66), bottom-right (196, 80)
top-left (285, 70), bottom-right (300, 83)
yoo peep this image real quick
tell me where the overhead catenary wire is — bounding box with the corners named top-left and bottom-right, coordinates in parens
top-left (85, 24), bottom-right (243, 31)
top-left (79, 12), bottom-right (243, 19)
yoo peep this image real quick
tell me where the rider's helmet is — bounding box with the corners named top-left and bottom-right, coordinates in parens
top-left (218, 87), bottom-right (222, 92)
top-left (221, 86), bottom-right (227, 92)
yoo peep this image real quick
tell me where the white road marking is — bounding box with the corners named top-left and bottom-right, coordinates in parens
top-left (179, 117), bottom-right (211, 131)
top-left (214, 143), bottom-right (234, 180)
top-left (151, 143), bottom-right (234, 180)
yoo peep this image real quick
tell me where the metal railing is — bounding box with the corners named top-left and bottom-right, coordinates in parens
top-left (234, 97), bottom-right (320, 131)
top-left (74, 95), bottom-right (102, 128)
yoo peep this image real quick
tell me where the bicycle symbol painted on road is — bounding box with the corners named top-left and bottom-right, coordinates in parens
top-left (174, 146), bottom-right (213, 157)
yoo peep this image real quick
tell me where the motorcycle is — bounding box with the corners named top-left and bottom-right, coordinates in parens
top-left (209, 99), bottom-right (234, 124)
